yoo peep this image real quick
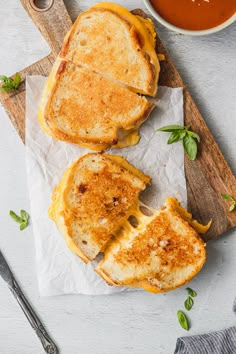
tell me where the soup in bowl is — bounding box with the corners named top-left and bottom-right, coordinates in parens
top-left (143, 0), bottom-right (236, 35)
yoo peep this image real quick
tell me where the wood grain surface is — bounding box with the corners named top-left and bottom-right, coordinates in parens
top-left (0, 0), bottom-right (72, 142)
top-left (0, 1), bottom-right (235, 241)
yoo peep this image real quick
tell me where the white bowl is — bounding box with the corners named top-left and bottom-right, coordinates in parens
top-left (143, 0), bottom-right (236, 36)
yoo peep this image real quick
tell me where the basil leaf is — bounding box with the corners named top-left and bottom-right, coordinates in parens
top-left (186, 287), bottom-right (197, 297)
top-left (10, 209), bottom-right (30, 230)
top-left (189, 131), bottom-right (200, 142)
top-left (221, 194), bottom-right (235, 201)
top-left (177, 310), bottom-right (189, 331)
top-left (184, 297), bottom-right (194, 311)
top-left (9, 210), bottom-right (22, 224)
top-left (167, 131), bottom-right (181, 144)
top-left (229, 203), bottom-right (236, 212)
top-left (0, 75), bottom-right (8, 81)
top-left (156, 125), bottom-right (199, 161)
top-left (0, 73), bottom-right (22, 93)
top-left (168, 131), bottom-right (188, 144)
top-left (20, 222), bottom-right (28, 231)
top-left (179, 131), bottom-right (187, 140)
top-left (156, 125), bottom-right (185, 132)
top-left (0, 84), bottom-right (14, 93)
top-left (20, 210), bottom-right (30, 222)
top-left (183, 135), bottom-right (198, 160)
top-left (13, 73), bottom-right (21, 88)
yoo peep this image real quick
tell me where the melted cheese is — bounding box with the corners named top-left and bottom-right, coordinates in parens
top-left (157, 54), bottom-right (166, 61)
top-left (104, 154), bottom-right (150, 184)
top-left (49, 154), bottom-right (150, 258)
top-left (38, 58), bottom-right (62, 136)
top-left (75, 142), bottom-right (109, 151)
top-left (48, 159), bottom-right (76, 221)
top-left (128, 279), bottom-right (160, 293)
top-left (39, 57), bottom-right (148, 151)
top-left (39, 4), bottom-right (159, 148)
top-left (166, 197), bottom-right (212, 234)
top-left (49, 154), bottom-right (211, 294)
top-left (76, 129), bottom-right (140, 151)
top-left (48, 160), bottom-right (91, 263)
top-left (100, 197), bottom-right (211, 293)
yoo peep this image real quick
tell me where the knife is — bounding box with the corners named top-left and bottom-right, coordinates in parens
top-left (0, 249), bottom-right (58, 354)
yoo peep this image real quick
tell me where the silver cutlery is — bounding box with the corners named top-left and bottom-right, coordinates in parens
top-left (0, 249), bottom-right (58, 354)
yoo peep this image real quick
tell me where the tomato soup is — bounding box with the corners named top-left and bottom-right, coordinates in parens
top-left (150, 0), bottom-right (236, 30)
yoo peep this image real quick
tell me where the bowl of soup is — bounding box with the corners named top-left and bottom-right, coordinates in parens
top-left (143, 0), bottom-right (236, 35)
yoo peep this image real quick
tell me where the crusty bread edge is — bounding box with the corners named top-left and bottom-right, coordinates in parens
top-left (60, 5), bottom-right (159, 97)
top-left (48, 157), bottom-right (92, 264)
top-left (50, 153), bottom-right (150, 263)
top-left (39, 57), bottom-right (155, 148)
top-left (95, 205), bottom-right (206, 293)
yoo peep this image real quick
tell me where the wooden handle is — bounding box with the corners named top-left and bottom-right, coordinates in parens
top-left (20, 0), bottom-right (72, 55)
top-left (0, 0), bottom-right (73, 143)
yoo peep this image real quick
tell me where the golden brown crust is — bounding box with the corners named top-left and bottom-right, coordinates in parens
top-left (49, 153), bottom-right (150, 262)
top-left (95, 203), bottom-right (206, 293)
top-left (39, 4), bottom-right (160, 147)
top-left (60, 5), bottom-right (159, 96)
top-left (94, 268), bottom-right (117, 286)
top-left (114, 210), bottom-right (204, 266)
top-left (63, 158), bottom-right (147, 249)
top-left (129, 25), bottom-right (156, 95)
top-left (40, 59), bottom-right (155, 147)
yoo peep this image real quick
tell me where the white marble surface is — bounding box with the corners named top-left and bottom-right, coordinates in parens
top-left (0, 1), bottom-right (236, 353)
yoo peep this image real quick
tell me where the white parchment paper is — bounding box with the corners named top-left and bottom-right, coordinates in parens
top-left (25, 76), bottom-right (186, 296)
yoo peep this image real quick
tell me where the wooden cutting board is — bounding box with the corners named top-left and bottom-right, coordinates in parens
top-left (0, 0), bottom-right (235, 241)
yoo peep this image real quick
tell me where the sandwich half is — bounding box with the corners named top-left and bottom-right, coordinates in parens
top-left (39, 3), bottom-right (160, 148)
top-left (95, 198), bottom-right (209, 293)
top-left (49, 153), bottom-right (150, 263)
top-left (60, 2), bottom-right (160, 97)
top-left (39, 59), bottom-right (155, 149)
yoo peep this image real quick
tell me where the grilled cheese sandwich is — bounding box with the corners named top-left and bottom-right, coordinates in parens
top-left (39, 59), bottom-right (154, 148)
top-left (49, 153), bottom-right (211, 293)
top-left (49, 153), bottom-right (150, 263)
top-left (61, 2), bottom-right (160, 96)
top-left (39, 3), bottom-right (160, 149)
top-left (96, 199), bottom-right (208, 293)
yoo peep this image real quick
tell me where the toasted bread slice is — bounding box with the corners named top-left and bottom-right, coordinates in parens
top-left (38, 59), bottom-right (154, 149)
top-left (60, 3), bottom-right (160, 96)
top-left (95, 199), bottom-right (206, 293)
top-left (49, 153), bottom-right (150, 263)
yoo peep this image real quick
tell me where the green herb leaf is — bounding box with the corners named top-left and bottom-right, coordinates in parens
top-left (184, 297), bottom-right (194, 311)
top-left (229, 203), bottom-right (236, 212)
top-left (221, 194), bottom-right (235, 201)
top-left (167, 130), bottom-right (188, 144)
top-left (20, 222), bottom-right (28, 231)
top-left (189, 131), bottom-right (200, 142)
top-left (183, 135), bottom-right (197, 160)
top-left (177, 310), bottom-right (189, 331)
top-left (0, 73), bottom-right (22, 93)
top-left (9, 209), bottom-right (30, 230)
top-left (186, 287), bottom-right (197, 297)
top-left (221, 194), bottom-right (236, 212)
top-left (167, 131), bottom-right (181, 144)
top-left (156, 125), bottom-right (185, 132)
top-left (179, 131), bottom-right (188, 140)
top-left (9, 210), bottom-right (22, 223)
top-left (20, 210), bottom-right (30, 222)
top-left (0, 75), bottom-right (8, 81)
top-left (0, 84), bottom-right (15, 93)
top-left (156, 125), bottom-right (200, 160)
top-left (13, 73), bottom-right (21, 88)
